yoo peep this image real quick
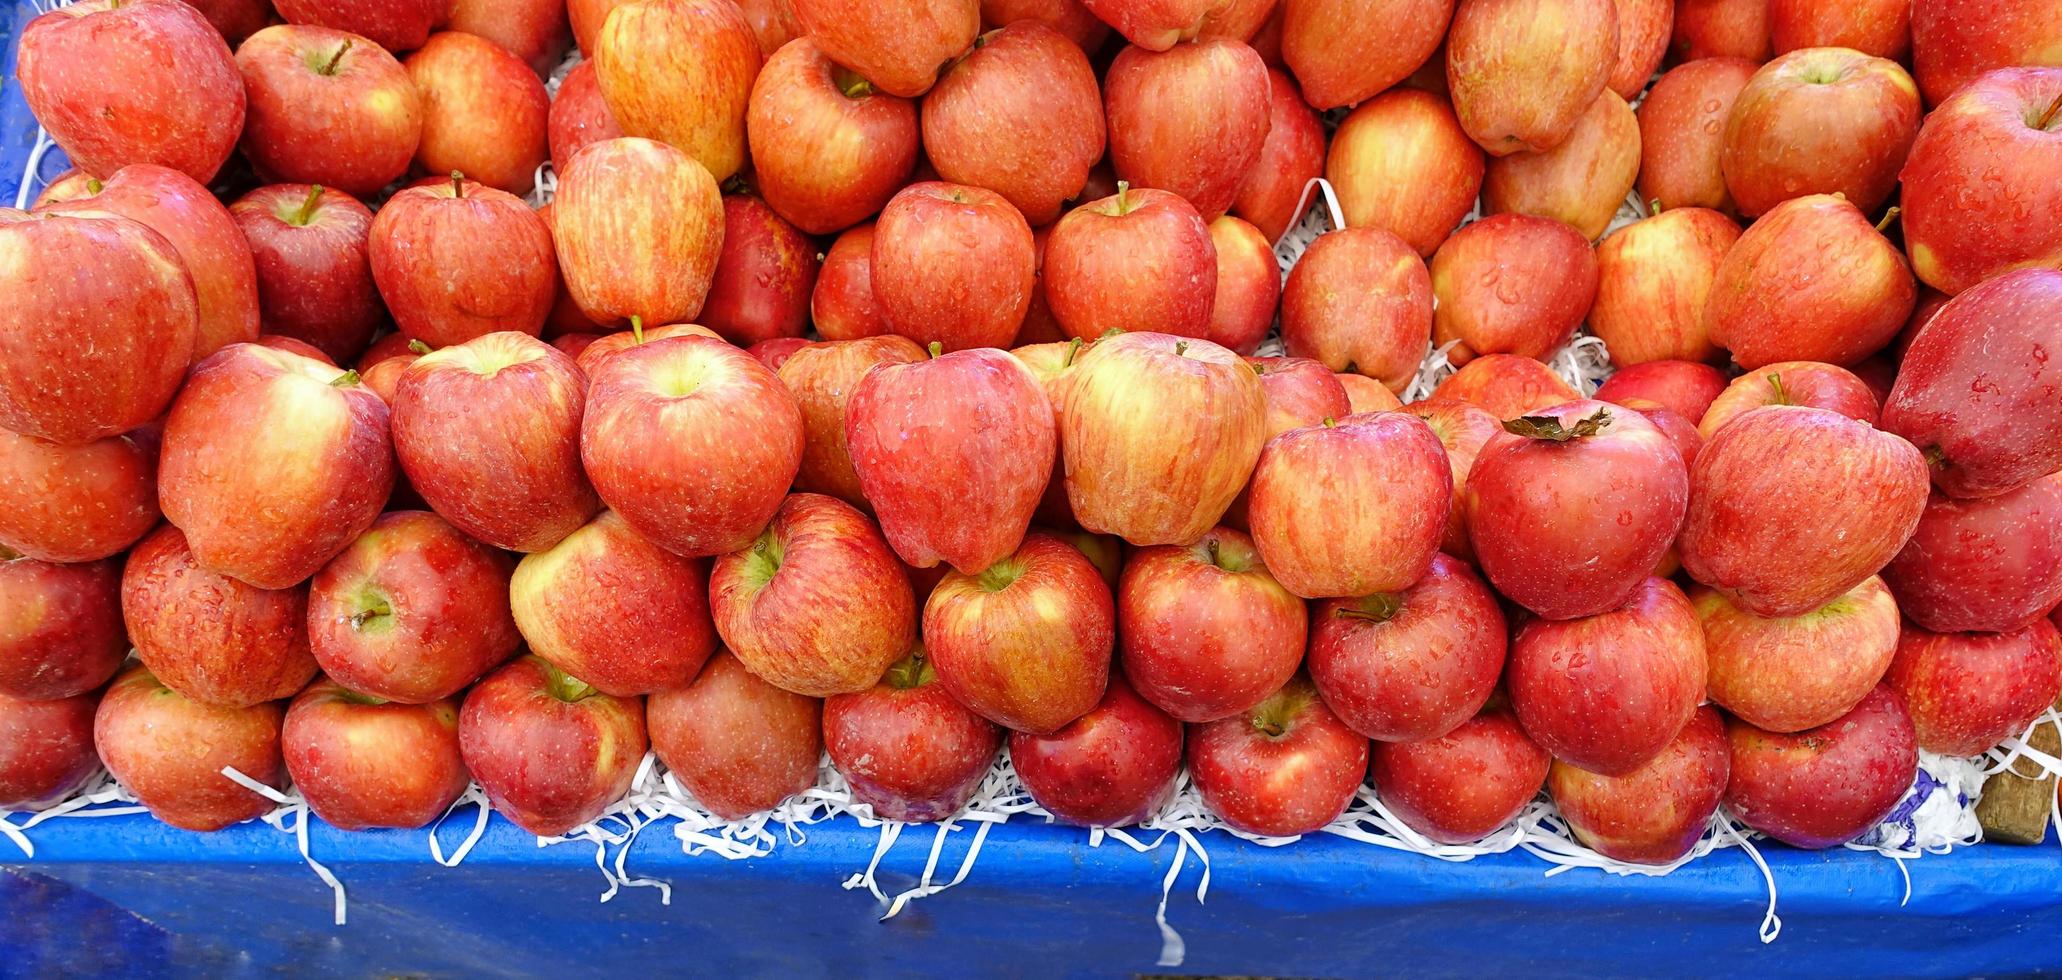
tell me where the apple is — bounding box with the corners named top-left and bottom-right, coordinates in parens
top-left (648, 651), bottom-right (821, 820)
top-left (0, 555), bottom-right (124, 702)
top-left (1078, 0), bottom-right (1215, 50)
top-left (748, 338), bottom-right (811, 371)
top-left (1635, 57), bottom-right (1758, 213)
top-left (1188, 675), bottom-right (1370, 836)
top-left (1427, 354), bottom-right (1580, 420)
top-left (273, 0), bottom-right (451, 52)
top-left (183, 0), bottom-right (273, 42)
top-left (450, 0), bottom-right (569, 73)
top-left (1705, 194), bottom-right (1916, 369)
top-left (924, 532), bottom-right (1113, 733)
top-left (1250, 413), bottom-right (1450, 599)
top-left (1370, 706), bottom-right (1549, 843)
top-left (1204, 217), bottom-right (1281, 356)
top-left (0, 210), bottom-right (194, 446)
top-left (593, 0), bottom-right (761, 182)
top-left (1281, 227), bottom-right (1434, 392)
top-left (1720, 48), bottom-right (1921, 217)
top-left (283, 679), bottom-right (470, 830)
top-left (1308, 553), bottom-right (1504, 742)
top-left (459, 655), bottom-right (648, 837)
top-left (1695, 575), bottom-right (1898, 733)
top-left (700, 196), bottom-right (820, 347)
top-left (229, 185), bottom-right (383, 365)
top-left (572, 321), bottom-right (723, 378)
top-left (405, 32), bottom-right (550, 196)
top-left (1104, 38), bottom-right (1270, 219)
top-left (1605, 0), bottom-right (1669, 97)
top-left (120, 525), bottom-right (317, 708)
top-left (1060, 333), bottom-right (1268, 546)
top-left (235, 24), bottom-right (424, 198)
top-left (568, 0), bottom-right (630, 51)
top-left (871, 182), bottom-right (1036, 351)
top-left (1885, 619), bottom-right (2062, 757)
top-left (1044, 184), bottom-right (1216, 343)
top-left (1770, 0), bottom-right (1907, 58)
top-left (369, 176), bottom-right (557, 347)
top-left (1697, 361), bottom-right (1880, 438)
top-left (778, 337), bottom-right (925, 505)
top-left (1429, 214), bottom-right (1598, 365)
top-left (1338, 374), bottom-right (1403, 414)
top-left (1444, 0), bottom-right (1617, 156)
top-left (824, 648), bottom-right (1002, 820)
top-left (159, 345), bottom-right (394, 589)
top-left (811, 225), bottom-right (888, 340)
top-left (1249, 357), bottom-right (1351, 438)
top-left (1509, 577), bottom-right (1706, 775)
top-left (1325, 88), bottom-right (1485, 257)
top-left (1669, 0), bottom-right (1770, 62)
top-left (17, 0), bottom-right (243, 183)
top-left (983, 0), bottom-right (1109, 49)
top-left (1011, 229), bottom-right (1069, 347)
top-left (95, 666), bottom-right (285, 832)
top-left (1882, 270), bottom-right (2062, 499)
top-left (1911, 1), bottom-right (2062, 106)
top-left (1589, 208), bottom-right (1738, 366)
top-left (553, 137), bottom-right (725, 327)
top-left (1548, 706), bottom-right (1727, 864)
top-left (0, 691), bottom-right (99, 812)
top-left (1884, 477), bottom-right (2062, 634)
top-left (1402, 401), bottom-right (1499, 559)
top-left (921, 22), bottom-right (1104, 227)
top-left (1198, 0), bottom-right (1273, 40)
top-left (511, 510), bottom-right (718, 697)
top-left (1595, 360), bottom-right (1728, 423)
top-left (1119, 526), bottom-right (1306, 723)
top-left (1724, 685), bottom-right (1917, 848)
top-left (789, 0), bottom-right (977, 97)
top-left (0, 428), bottom-right (158, 564)
top-left (748, 39), bottom-right (918, 236)
top-left (547, 62), bottom-right (624, 176)
top-left (1680, 406), bottom-right (1928, 617)
top-left (1283, 0), bottom-right (1449, 109)
top-left (1007, 674), bottom-right (1181, 827)
top-left (1482, 90), bottom-right (1640, 240)
top-left (1899, 68), bottom-right (2062, 296)
top-left (1232, 68), bottom-right (1326, 243)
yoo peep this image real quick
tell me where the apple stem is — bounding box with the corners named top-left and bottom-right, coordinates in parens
top-left (1322, 416), bottom-right (1337, 428)
top-left (1874, 206), bottom-right (1901, 234)
top-left (450, 171), bottom-right (465, 198)
top-left (1647, 197), bottom-right (1662, 215)
top-left (319, 40), bottom-right (351, 75)
top-left (289, 185), bottom-right (324, 227)
top-left (85, 177), bottom-right (103, 195)
top-left (1062, 337), bottom-right (1083, 368)
top-left (408, 339), bottom-right (432, 355)
top-left (347, 599), bottom-right (391, 631)
top-left (338, 690), bottom-right (390, 706)
top-left (927, 341), bottom-right (943, 359)
top-left (0, 544), bottom-right (19, 562)
top-left (1114, 180), bottom-right (1130, 215)
top-left (1173, 340), bottom-right (1189, 358)
top-left (884, 649), bottom-right (935, 690)
top-left (2039, 92), bottom-right (2062, 131)
top-left (630, 314), bottom-right (645, 344)
top-left (1502, 407), bottom-right (1611, 442)
top-left (1335, 592), bottom-right (1404, 624)
top-left (1923, 445), bottom-right (1946, 468)
top-left (1766, 372), bottom-right (1788, 404)
top-left (329, 369), bottom-right (362, 388)
top-left (542, 661), bottom-right (599, 703)
top-left (831, 66), bottom-right (875, 100)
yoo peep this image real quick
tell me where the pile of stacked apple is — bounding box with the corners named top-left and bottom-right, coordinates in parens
top-left (3, 0), bottom-right (2062, 872)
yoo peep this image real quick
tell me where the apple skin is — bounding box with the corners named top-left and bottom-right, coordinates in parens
top-left (1482, 90), bottom-right (1640, 241)
top-left (1669, 0), bottom-right (1770, 63)
top-left (1060, 333), bottom-right (1269, 547)
top-left (1339, 374), bottom-right (1403, 414)
top-left (847, 350), bottom-right (1055, 573)
top-left (1426, 354), bottom-right (1580, 420)
top-left (548, 62), bottom-right (625, 175)
top-left (121, 525), bottom-right (318, 708)
top-left (1720, 48), bottom-right (1921, 218)
top-left (1705, 194), bottom-right (1916, 370)
top-left (1232, 68), bottom-right (1327, 244)
top-left (184, 0), bottom-right (274, 43)
top-left (1249, 357), bottom-right (1352, 440)
top-left (1548, 706), bottom-right (1728, 864)
top-left (711, 494), bottom-right (918, 699)
top-left (1011, 673), bottom-right (1187, 830)
top-left (789, 0), bottom-right (978, 97)
top-left (0, 428), bottom-right (159, 564)
top-left (1724, 685), bottom-right (1917, 849)
top-left (1430, 214), bottom-right (1598, 365)
top-left (1770, 0), bottom-right (1907, 59)
top-left (1250, 413), bottom-right (1450, 600)
top-left (1283, 0), bottom-right (1451, 110)
top-left (871, 182), bottom-right (1037, 351)
top-left (511, 510), bottom-right (718, 697)
top-left (0, 691), bottom-right (100, 812)
top-left (451, 0), bottom-right (569, 73)
top-left (1882, 270), bottom-right (2062, 499)
top-left (647, 651), bottom-right (821, 820)
top-left (1281, 227), bottom-right (1434, 392)
top-left (283, 678), bottom-right (470, 831)
top-left (18, 0), bottom-right (244, 184)
top-left (230, 185), bottom-right (383, 366)
top-left (1104, 38), bottom-right (1272, 219)
top-left (273, 0), bottom-right (451, 51)
top-left (0, 210), bottom-right (194, 446)
top-left (1605, 0), bottom-right (1670, 98)
top-left (0, 555), bottom-right (125, 702)
top-left (405, 32), bottom-right (550, 197)
top-left (1119, 526), bottom-right (1307, 723)
top-left (1188, 675), bottom-right (1371, 836)
top-left (1883, 477), bottom-right (2062, 634)
top-left (569, 0), bottom-right (630, 51)
top-left (811, 225), bottom-right (888, 341)
top-left (1680, 406), bottom-right (1929, 617)
top-left (358, 348), bottom-right (423, 405)
top-left (1403, 402), bottom-right (1499, 560)
top-left (1696, 360), bottom-right (1879, 439)
top-left (1899, 68), bottom-right (2062, 297)
top-left (459, 655), bottom-right (649, 837)
top-left (1509, 577), bottom-right (1707, 776)
top-left (825, 647), bottom-right (1004, 823)
top-left (778, 336), bottom-right (927, 505)
top-left (701, 196), bottom-right (821, 347)
top-left (554, 137), bottom-right (726, 328)
top-left (392, 332), bottom-right (601, 554)
top-left (572, 322), bottom-right (723, 379)
top-left (983, 0), bottom-right (1108, 49)
top-left (921, 22), bottom-right (1105, 227)
top-left (1204, 217), bottom-right (1282, 356)
top-left (94, 665), bottom-right (286, 832)
top-left (1445, 0), bottom-right (1618, 157)
top-left (1045, 185), bottom-right (1217, 343)
top-left (1078, 0), bottom-right (1215, 50)
top-left (369, 177), bottom-right (557, 347)
top-left (748, 40), bottom-right (917, 236)
top-left (1326, 88), bottom-right (1485, 257)
top-left (158, 345), bottom-right (395, 590)
top-left (1370, 706), bottom-right (1549, 843)
top-left (1309, 553), bottom-right (1504, 742)
top-left (924, 532), bottom-right (1114, 733)
top-left (234, 24), bottom-right (424, 199)
top-left (1589, 208), bottom-right (1738, 366)
top-left (1911, 1), bottom-right (2062, 107)
top-left (1695, 575), bottom-right (1898, 732)
top-left (1595, 360), bottom-right (1728, 423)
top-left (594, 0), bottom-right (761, 183)
top-left (1885, 619), bottom-right (2062, 757)
top-left (1636, 57), bottom-right (1758, 214)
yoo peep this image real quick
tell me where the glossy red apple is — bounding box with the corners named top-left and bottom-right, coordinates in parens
top-left (0, 555), bottom-right (124, 702)
top-left (1283, 0), bottom-right (1450, 109)
top-left (121, 525), bottom-right (317, 708)
top-left (924, 532), bottom-right (1113, 733)
top-left (1370, 706), bottom-right (1549, 843)
top-left (1189, 675), bottom-right (1370, 836)
top-left (1899, 69), bottom-right (2062, 296)
top-left (1883, 477), bottom-right (2062, 634)
top-left (1044, 184), bottom-right (1216, 342)
top-left (1010, 674), bottom-right (1183, 827)
top-left (1429, 214), bottom-right (1597, 365)
top-left (824, 648), bottom-right (1003, 821)
top-left (1281, 227), bottom-right (1434, 392)
top-left (1635, 57), bottom-right (1758, 214)
top-left (1910, 1), bottom-right (2062, 106)
top-left (1724, 685), bottom-right (1917, 848)
top-left (553, 137), bottom-right (725, 327)
top-left (747, 39), bottom-right (918, 235)
top-left (1204, 217), bottom-right (1281, 356)
top-left (95, 666), bottom-right (285, 832)
top-left (1770, 0), bottom-right (1907, 58)
top-left (1481, 90), bottom-right (1640, 240)
top-left (0, 428), bottom-right (158, 564)
top-left (459, 655), bottom-right (648, 836)
top-left (547, 61), bottom-right (624, 176)
top-left (1605, 0), bottom-right (1670, 97)
top-left (1595, 360), bottom-right (1729, 423)
top-left (1589, 208), bottom-right (1738, 366)
top-left (1696, 361), bottom-right (1879, 438)
top-left (1250, 413), bottom-right (1450, 599)
top-left (811, 225), bottom-right (889, 340)
top-left (283, 679), bottom-right (470, 830)
top-left (592, 0), bottom-right (760, 182)
top-left (1885, 620), bottom-right (2062, 757)
top-left (1548, 706), bottom-right (1728, 864)
top-left (1404, 401), bottom-right (1500, 560)
top-left (406, 31), bottom-right (550, 195)
top-left (1720, 48), bottom-right (1921, 217)
top-left (1695, 576), bottom-right (1900, 732)
top-left (1233, 67), bottom-right (1326, 243)
top-left (1308, 553), bottom-right (1504, 743)
top-left (648, 651), bottom-right (822, 820)
top-left (1326, 88), bottom-right (1486, 257)
top-left (870, 182), bottom-right (1036, 351)
top-left (1444, 0), bottom-right (1617, 156)
top-left (234, 24), bottom-right (423, 198)
top-left (1119, 526), bottom-right (1307, 723)
top-left (921, 22), bottom-right (1104, 226)
top-left (1104, 38), bottom-right (1271, 219)
top-left (0, 691), bottom-right (99, 812)
top-left (1706, 194), bottom-right (1915, 369)
top-left (511, 510), bottom-right (718, 697)
top-left (700, 196), bottom-right (820, 347)
top-left (230, 185), bottom-right (383, 365)
top-left (370, 175), bottom-right (557, 347)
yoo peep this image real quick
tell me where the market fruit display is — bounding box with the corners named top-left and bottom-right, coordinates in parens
top-left (5, 0), bottom-right (2062, 874)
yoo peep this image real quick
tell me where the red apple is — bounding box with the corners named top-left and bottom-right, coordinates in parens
top-left (182, 0), bottom-right (274, 43)
top-left (737, 0), bottom-right (802, 53)
top-left (459, 655), bottom-right (648, 836)
top-left (1548, 706), bottom-right (1727, 864)
top-left (1370, 706), bottom-right (1548, 843)
top-left (1427, 353), bottom-right (1580, 420)
top-left (1636, 57), bottom-right (1758, 213)
top-left (1720, 48), bottom-right (1921, 217)
top-left (984, 0), bottom-right (1108, 49)
top-left (1595, 360), bottom-right (1728, 423)
top-left (283, 678), bottom-right (470, 830)
top-left (1899, 68), bottom-right (2062, 296)
top-left (121, 525), bottom-right (317, 708)
top-left (1590, 208), bottom-right (1738, 366)
top-left (778, 336), bottom-right (927, 505)
top-left (1078, 0), bottom-right (1214, 50)
top-left (789, 0), bottom-right (977, 96)
top-left (1884, 477), bottom-right (2062, 634)
top-left (1911, 0), bottom-right (2062, 106)
top-left (1010, 673), bottom-right (1185, 827)
top-left (0, 428), bottom-right (158, 564)
top-left (1403, 401), bottom-right (1499, 559)
top-left (1695, 575), bottom-right (1898, 732)
top-left (1705, 194), bottom-right (1916, 369)
top-left (1696, 361), bottom-right (1879, 438)
top-left (1248, 357), bottom-right (1351, 439)
top-left (1770, 0), bottom-right (1907, 59)
top-left (95, 665), bottom-right (284, 832)
top-left (748, 338), bottom-right (811, 371)
top-left (1119, 526), bottom-right (1306, 723)
top-left (235, 24), bottom-right (424, 198)
top-left (1482, 90), bottom-right (1640, 240)
top-left (1339, 374), bottom-right (1404, 414)
top-left (1605, 0), bottom-right (1670, 98)
top-left (924, 532), bottom-right (1113, 733)
top-left (1232, 67), bottom-right (1326, 243)
top-left (359, 345), bottom-right (424, 404)
top-left (1885, 619), bottom-right (2062, 756)
top-left (1250, 413), bottom-right (1450, 599)
top-left (871, 182), bottom-right (1036, 351)
top-left (450, 0), bottom-right (569, 73)
top-left (1282, 227), bottom-right (1434, 392)
top-left (554, 137), bottom-right (725, 327)
top-left (1203, 217), bottom-right (1281, 356)
top-left (1724, 685), bottom-right (1917, 848)
top-left (649, 651), bottom-right (823, 820)
top-left (370, 176), bottom-right (557, 347)
top-left (1326, 88), bottom-right (1485, 257)
top-left (572, 321), bottom-right (723, 379)
top-left (1669, 0), bottom-right (1770, 63)
top-left (406, 32), bottom-right (550, 196)
top-left (568, 0), bottom-right (629, 52)
top-left (1104, 38), bottom-right (1270, 219)
top-left (593, 0), bottom-right (761, 182)
top-left (511, 510), bottom-right (718, 697)
top-left (1282, 0), bottom-right (1449, 109)
top-left (824, 648), bottom-right (1001, 820)
top-left (1188, 675), bottom-right (1370, 836)
top-left (1430, 214), bottom-right (1598, 365)
top-left (1445, 0), bottom-right (1617, 156)
top-left (748, 38), bottom-right (918, 235)
top-left (1308, 553), bottom-right (1504, 742)
top-left (0, 691), bottom-right (99, 812)
top-left (921, 22), bottom-right (1104, 226)
top-left (0, 555), bottom-right (124, 702)
top-left (548, 62), bottom-right (624, 175)
top-left (230, 185), bottom-right (383, 365)
top-left (1198, 0), bottom-right (1273, 40)
top-left (1044, 185), bottom-right (1217, 342)
top-left (812, 224), bottom-right (889, 340)
top-left (273, 0), bottom-right (451, 52)
top-left (700, 196), bottom-right (820, 346)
